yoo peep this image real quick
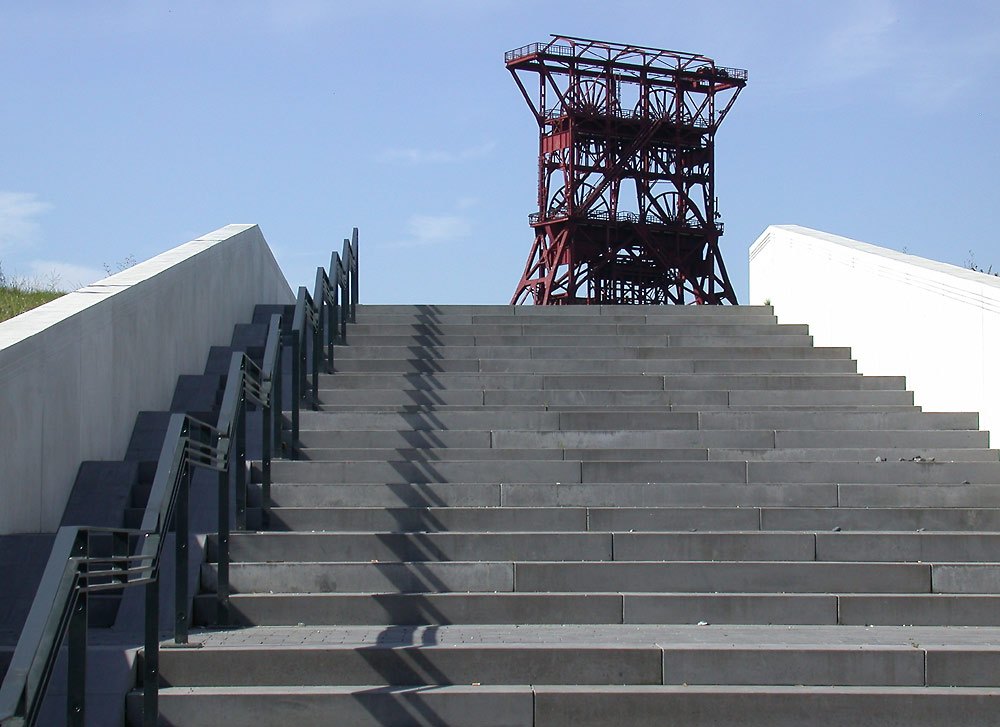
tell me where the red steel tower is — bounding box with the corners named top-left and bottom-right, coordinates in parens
top-left (507, 36), bottom-right (747, 305)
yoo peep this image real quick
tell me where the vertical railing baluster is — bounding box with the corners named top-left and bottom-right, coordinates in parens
top-left (261, 373), bottom-right (272, 531)
top-left (274, 334), bottom-right (284, 456)
top-left (235, 387), bottom-right (247, 531)
top-left (216, 459), bottom-right (230, 626)
top-left (290, 331), bottom-right (300, 453)
top-left (311, 311), bottom-right (320, 410)
top-left (174, 460), bottom-right (190, 645)
top-left (143, 575), bottom-right (159, 727)
top-left (67, 530), bottom-right (88, 727)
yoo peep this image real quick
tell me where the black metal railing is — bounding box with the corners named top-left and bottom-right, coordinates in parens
top-left (0, 228), bottom-right (359, 727)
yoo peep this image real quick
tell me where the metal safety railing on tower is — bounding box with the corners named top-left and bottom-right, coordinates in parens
top-left (0, 228), bottom-right (358, 727)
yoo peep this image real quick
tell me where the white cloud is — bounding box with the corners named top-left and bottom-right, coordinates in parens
top-left (0, 192), bottom-right (51, 250)
top-left (26, 260), bottom-right (107, 291)
top-left (384, 214), bottom-right (471, 249)
top-left (820, 0), bottom-right (900, 82)
top-left (408, 215), bottom-right (470, 242)
top-left (377, 141), bottom-right (496, 164)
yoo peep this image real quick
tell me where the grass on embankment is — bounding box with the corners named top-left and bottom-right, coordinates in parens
top-left (0, 286), bottom-right (65, 323)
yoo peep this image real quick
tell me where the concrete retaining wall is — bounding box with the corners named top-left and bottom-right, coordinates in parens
top-left (0, 224), bottom-right (294, 534)
top-left (749, 225), bottom-right (999, 443)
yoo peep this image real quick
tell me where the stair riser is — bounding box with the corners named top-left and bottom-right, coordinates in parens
top-left (205, 561), bottom-right (939, 595)
top-left (318, 374), bottom-right (903, 391)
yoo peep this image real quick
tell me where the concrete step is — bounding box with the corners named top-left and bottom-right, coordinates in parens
top-left (313, 389), bottom-right (915, 408)
top-left (337, 334), bottom-right (815, 347)
top-left (195, 592), bottom-right (1000, 628)
top-left (346, 323), bottom-right (807, 336)
top-left (292, 446), bottom-right (995, 464)
top-left (151, 638), bottom-right (979, 689)
top-left (261, 505), bottom-right (1000, 534)
top-left (330, 357), bottom-right (859, 374)
top-left (298, 409), bottom-right (979, 432)
top-left (213, 531), bottom-right (833, 563)
top-left (318, 373), bottom-right (904, 391)
top-left (332, 344), bottom-right (839, 360)
top-left (134, 683), bottom-right (1000, 727)
top-left (202, 560), bottom-right (934, 594)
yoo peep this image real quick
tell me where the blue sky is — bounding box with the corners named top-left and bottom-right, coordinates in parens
top-left (1, 1), bottom-right (998, 302)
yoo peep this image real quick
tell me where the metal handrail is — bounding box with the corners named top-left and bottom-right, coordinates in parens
top-left (0, 228), bottom-right (358, 727)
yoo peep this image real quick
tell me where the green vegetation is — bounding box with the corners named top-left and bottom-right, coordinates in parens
top-left (0, 264), bottom-right (65, 323)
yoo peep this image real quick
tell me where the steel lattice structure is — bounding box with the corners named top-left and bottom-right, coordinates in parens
top-left (506, 35), bottom-right (747, 305)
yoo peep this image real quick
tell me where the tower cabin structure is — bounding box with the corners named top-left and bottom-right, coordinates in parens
top-left (507, 35), bottom-right (747, 305)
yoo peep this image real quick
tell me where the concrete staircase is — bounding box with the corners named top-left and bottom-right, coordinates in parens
top-left (134, 304), bottom-right (1000, 725)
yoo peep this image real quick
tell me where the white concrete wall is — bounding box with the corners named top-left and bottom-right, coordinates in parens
top-left (749, 224), bottom-right (1000, 442)
top-left (0, 224), bottom-right (294, 534)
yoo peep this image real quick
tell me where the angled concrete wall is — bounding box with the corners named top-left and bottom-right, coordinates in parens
top-left (0, 224), bottom-right (294, 534)
top-left (749, 224), bottom-right (999, 442)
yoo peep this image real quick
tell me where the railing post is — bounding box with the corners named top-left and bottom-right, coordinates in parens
top-left (274, 335), bottom-right (284, 456)
top-left (174, 459), bottom-right (190, 645)
top-left (290, 331), bottom-right (300, 454)
top-left (325, 280), bottom-right (335, 374)
top-left (261, 383), bottom-right (272, 531)
top-left (350, 227), bottom-right (359, 321)
top-left (216, 424), bottom-right (231, 625)
top-left (235, 388), bottom-right (247, 531)
top-left (340, 271), bottom-right (348, 345)
top-left (311, 315), bottom-right (320, 411)
top-left (143, 575), bottom-right (159, 727)
top-left (67, 530), bottom-right (88, 727)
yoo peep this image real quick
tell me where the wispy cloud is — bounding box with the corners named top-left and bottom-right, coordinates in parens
top-left (408, 215), bottom-right (470, 242)
top-left (0, 192), bottom-right (51, 250)
top-left (27, 260), bottom-right (106, 291)
top-left (377, 141), bottom-right (496, 164)
top-left (800, 0), bottom-right (1000, 111)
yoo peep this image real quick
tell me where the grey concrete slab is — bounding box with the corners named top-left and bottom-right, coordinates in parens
top-left (612, 533), bottom-right (815, 561)
top-left (500, 483), bottom-right (838, 508)
top-left (762, 507), bottom-right (1000, 532)
top-left (839, 484), bottom-right (1000, 507)
top-left (513, 561), bottom-right (930, 593)
top-left (300, 447), bottom-right (569, 462)
top-left (205, 592), bottom-right (625, 626)
top-left (588, 507), bottom-right (761, 531)
top-left (221, 532), bottom-right (614, 563)
top-left (698, 411), bottom-right (980, 430)
top-left (710, 448), bottom-right (998, 462)
top-left (839, 595), bottom-right (1000, 626)
top-left (693, 358), bottom-right (858, 373)
top-left (207, 561), bottom-right (514, 594)
top-left (269, 459), bottom-right (582, 484)
top-left (581, 460), bottom-right (747, 484)
top-left (749, 461), bottom-right (1000, 485)
top-left (730, 390), bottom-right (913, 406)
top-left (932, 564), bottom-right (1000, 593)
top-left (926, 649), bottom-right (1000, 687)
top-left (624, 594), bottom-right (838, 625)
top-left (660, 646), bottom-right (924, 686)
top-left (334, 358), bottom-right (483, 373)
top-left (300, 410), bottom-right (562, 431)
top-left (532, 685), bottom-right (1000, 727)
top-left (297, 429), bottom-right (493, 449)
top-left (816, 533), bottom-right (1000, 562)
top-left (774, 429), bottom-right (991, 448)
top-left (266, 506), bottom-right (589, 533)
top-left (156, 644), bottom-right (662, 687)
top-left (139, 685), bottom-right (534, 727)
top-left (491, 429), bottom-right (775, 450)
top-left (268, 483), bottom-right (501, 508)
